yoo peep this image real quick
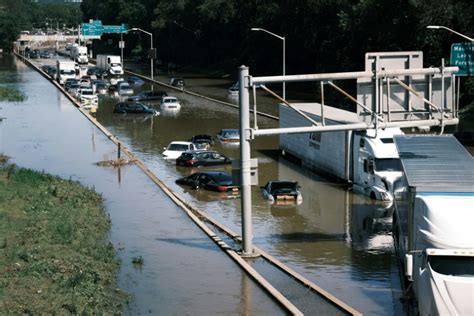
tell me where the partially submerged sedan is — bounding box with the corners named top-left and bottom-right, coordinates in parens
top-left (160, 96), bottom-right (181, 109)
top-left (176, 171), bottom-right (239, 193)
top-left (163, 141), bottom-right (199, 160)
top-left (261, 180), bottom-right (303, 205)
top-left (216, 129), bottom-right (240, 143)
top-left (176, 150), bottom-right (231, 167)
top-left (113, 102), bottom-right (158, 115)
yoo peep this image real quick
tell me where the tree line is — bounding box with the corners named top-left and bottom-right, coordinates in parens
top-left (1, 0), bottom-right (472, 111)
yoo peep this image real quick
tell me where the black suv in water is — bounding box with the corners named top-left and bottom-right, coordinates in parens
top-left (113, 102), bottom-right (158, 114)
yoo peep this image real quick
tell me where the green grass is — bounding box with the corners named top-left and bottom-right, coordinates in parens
top-left (0, 86), bottom-right (26, 102)
top-left (0, 165), bottom-right (126, 314)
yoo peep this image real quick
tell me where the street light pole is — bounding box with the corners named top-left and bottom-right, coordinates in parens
top-left (251, 27), bottom-right (286, 99)
top-left (426, 25), bottom-right (474, 42)
top-left (130, 27), bottom-right (154, 91)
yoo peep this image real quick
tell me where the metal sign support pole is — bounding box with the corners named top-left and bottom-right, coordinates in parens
top-left (239, 65), bottom-right (253, 256)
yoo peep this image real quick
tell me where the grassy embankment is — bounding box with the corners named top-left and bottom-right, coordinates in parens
top-left (0, 158), bottom-right (126, 314)
top-left (0, 86), bottom-right (26, 102)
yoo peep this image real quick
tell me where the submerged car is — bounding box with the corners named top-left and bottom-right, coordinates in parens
top-left (170, 77), bottom-right (185, 88)
top-left (176, 150), bottom-right (231, 167)
top-left (76, 88), bottom-right (98, 107)
top-left (118, 82), bottom-right (134, 96)
top-left (216, 129), bottom-right (240, 142)
top-left (261, 181), bottom-right (303, 205)
top-left (228, 85), bottom-right (239, 96)
top-left (176, 171), bottom-right (239, 193)
top-left (113, 102), bottom-right (158, 115)
top-left (162, 141), bottom-right (199, 160)
top-left (127, 76), bottom-right (145, 87)
top-left (160, 96), bottom-right (181, 109)
top-left (190, 134), bottom-right (214, 150)
top-left (128, 90), bottom-right (167, 101)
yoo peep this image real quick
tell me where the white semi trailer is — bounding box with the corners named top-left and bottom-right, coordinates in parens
top-left (96, 54), bottom-right (123, 75)
top-left (71, 45), bottom-right (88, 64)
top-left (279, 103), bottom-right (403, 201)
top-left (392, 135), bottom-right (474, 315)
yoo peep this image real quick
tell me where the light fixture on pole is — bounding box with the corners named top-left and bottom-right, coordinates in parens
top-left (129, 27), bottom-right (155, 91)
top-left (426, 25), bottom-right (474, 42)
top-left (251, 27), bottom-right (286, 99)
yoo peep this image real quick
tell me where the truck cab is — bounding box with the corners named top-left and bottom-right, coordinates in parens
top-left (353, 127), bottom-right (403, 201)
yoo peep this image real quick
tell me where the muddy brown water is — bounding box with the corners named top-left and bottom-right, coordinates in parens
top-left (6, 53), bottom-right (472, 315)
top-left (0, 55), bottom-right (286, 315)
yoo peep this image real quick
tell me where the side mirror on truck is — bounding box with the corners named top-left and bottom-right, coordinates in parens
top-left (405, 254), bottom-right (413, 281)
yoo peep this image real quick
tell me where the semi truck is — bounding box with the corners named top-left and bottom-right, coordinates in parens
top-left (392, 135), bottom-right (474, 315)
top-left (70, 45), bottom-right (88, 64)
top-left (279, 103), bottom-right (403, 201)
top-left (56, 60), bottom-right (76, 85)
top-left (96, 54), bottom-right (123, 76)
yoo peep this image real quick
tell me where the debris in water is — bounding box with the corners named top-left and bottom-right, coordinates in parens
top-left (95, 158), bottom-right (136, 167)
top-left (132, 256), bottom-right (144, 265)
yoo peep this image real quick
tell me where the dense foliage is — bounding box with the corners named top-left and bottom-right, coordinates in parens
top-left (0, 0), bottom-right (81, 50)
top-left (0, 0), bottom-right (472, 108)
top-left (80, 0), bottom-right (474, 108)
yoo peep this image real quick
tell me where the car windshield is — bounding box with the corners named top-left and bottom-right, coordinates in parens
top-left (61, 70), bottom-right (75, 75)
top-left (165, 98), bottom-right (176, 103)
top-left (111, 63), bottom-right (121, 67)
top-left (374, 158), bottom-right (402, 171)
top-left (82, 90), bottom-right (93, 95)
top-left (120, 83), bottom-right (131, 89)
top-left (271, 182), bottom-right (298, 191)
top-left (223, 130), bottom-right (239, 138)
top-left (168, 144), bottom-right (189, 151)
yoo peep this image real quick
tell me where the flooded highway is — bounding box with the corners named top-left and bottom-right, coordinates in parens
top-left (95, 61), bottom-right (406, 314)
top-left (5, 52), bottom-right (473, 314)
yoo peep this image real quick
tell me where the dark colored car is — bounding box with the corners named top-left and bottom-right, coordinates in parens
top-left (176, 151), bottom-right (231, 167)
top-left (29, 50), bottom-right (40, 59)
top-left (40, 51), bottom-right (50, 59)
top-left (64, 79), bottom-right (79, 90)
top-left (190, 134), bottom-right (214, 150)
top-left (261, 181), bottom-right (302, 205)
top-left (170, 77), bottom-right (185, 87)
top-left (113, 102), bottom-right (158, 114)
top-left (128, 90), bottom-right (167, 101)
top-left (87, 67), bottom-right (99, 76)
top-left (127, 76), bottom-right (145, 87)
top-left (176, 171), bottom-right (239, 192)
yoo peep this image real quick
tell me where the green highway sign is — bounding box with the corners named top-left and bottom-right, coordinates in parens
top-left (81, 20), bottom-right (103, 36)
top-left (81, 20), bottom-right (128, 36)
top-left (450, 43), bottom-right (474, 76)
top-left (102, 24), bottom-right (128, 34)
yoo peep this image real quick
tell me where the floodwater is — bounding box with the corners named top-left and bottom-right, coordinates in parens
top-left (96, 62), bottom-right (406, 314)
top-left (4, 53), bottom-right (472, 315)
top-left (0, 55), bottom-right (286, 315)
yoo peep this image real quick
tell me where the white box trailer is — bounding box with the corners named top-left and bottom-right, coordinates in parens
top-left (56, 60), bottom-right (76, 85)
top-left (279, 103), bottom-right (403, 201)
top-left (96, 54), bottom-right (123, 75)
top-left (392, 135), bottom-right (474, 315)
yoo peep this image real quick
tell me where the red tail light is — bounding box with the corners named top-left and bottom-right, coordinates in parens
top-left (185, 159), bottom-right (198, 165)
top-left (216, 185), bottom-right (228, 191)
